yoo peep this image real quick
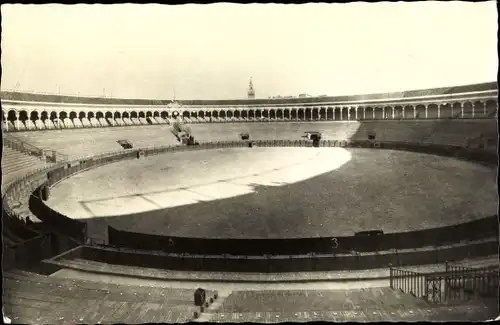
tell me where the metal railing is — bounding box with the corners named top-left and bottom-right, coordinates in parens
top-left (390, 263), bottom-right (499, 304)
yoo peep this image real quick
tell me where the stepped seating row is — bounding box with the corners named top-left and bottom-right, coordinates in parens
top-left (8, 120), bottom-right (496, 162)
top-left (2, 270), bottom-right (200, 324)
top-left (219, 288), bottom-right (430, 314)
top-left (1, 146), bottom-right (52, 187)
top-left (13, 125), bottom-right (179, 159)
top-left (2, 116), bottom-right (171, 131)
top-left (186, 120), bottom-right (496, 145)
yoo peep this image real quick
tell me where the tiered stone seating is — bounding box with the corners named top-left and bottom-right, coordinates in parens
top-left (81, 117), bottom-right (91, 127)
top-left (189, 122), bottom-right (360, 142)
top-left (24, 120), bottom-right (36, 130)
top-left (219, 288), bottom-right (430, 314)
top-left (107, 118), bottom-right (117, 126)
top-left (1, 146), bottom-right (51, 186)
top-left (14, 125), bottom-right (179, 159)
top-left (99, 117), bottom-right (109, 127)
top-left (89, 117), bottom-right (100, 127)
top-left (34, 120), bottom-right (45, 130)
top-left (2, 269), bottom-right (199, 324)
top-left (13, 120), bottom-right (26, 131)
top-left (147, 117), bottom-right (159, 124)
top-left (422, 120), bottom-right (497, 147)
top-left (43, 119), bottom-right (55, 129)
top-left (54, 119), bottom-right (65, 129)
top-left (154, 116), bottom-right (166, 124)
top-left (63, 118), bottom-right (75, 128)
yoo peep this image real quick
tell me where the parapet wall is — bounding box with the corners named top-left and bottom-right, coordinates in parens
top-left (17, 139), bottom-right (497, 257)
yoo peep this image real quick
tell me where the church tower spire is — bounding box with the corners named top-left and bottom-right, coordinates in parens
top-left (247, 77), bottom-right (255, 99)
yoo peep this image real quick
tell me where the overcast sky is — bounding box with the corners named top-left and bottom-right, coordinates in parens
top-left (1, 2), bottom-right (497, 100)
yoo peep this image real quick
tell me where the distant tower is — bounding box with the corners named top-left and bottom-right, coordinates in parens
top-left (247, 78), bottom-right (255, 99)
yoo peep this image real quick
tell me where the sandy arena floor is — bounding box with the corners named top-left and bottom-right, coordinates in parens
top-left (45, 147), bottom-right (497, 239)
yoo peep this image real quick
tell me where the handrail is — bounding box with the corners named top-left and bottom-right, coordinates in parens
top-left (390, 264), bottom-right (499, 303)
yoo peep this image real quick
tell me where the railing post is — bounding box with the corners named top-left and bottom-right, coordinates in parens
top-left (389, 263), bottom-right (393, 289)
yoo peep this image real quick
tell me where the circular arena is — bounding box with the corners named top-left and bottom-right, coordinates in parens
top-left (45, 146), bottom-right (497, 239)
top-left (2, 85), bottom-right (499, 323)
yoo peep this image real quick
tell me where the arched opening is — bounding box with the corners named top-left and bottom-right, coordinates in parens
top-left (415, 105), bottom-right (425, 119)
top-left (355, 107), bottom-right (363, 120)
top-left (373, 107), bottom-right (383, 119)
top-left (269, 110), bottom-right (276, 119)
top-left (277, 110), bottom-right (283, 119)
top-left (403, 105), bottom-right (413, 119)
top-left (312, 108), bottom-right (319, 120)
top-left (130, 111), bottom-right (138, 119)
top-left (349, 107), bottom-right (357, 120)
top-left (485, 100), bottom-right (497, 117)
top-left (474, 101), bottom-right (485, 117)
top-left (87, 111), bottom-right (95, 119)
top-left (50, 111), bottom-right (58, 121)
top-left (68, 111), bottom-right (76, 119)
top-left (105, 112), bottom-right (112, 119)
top-left (241, 110), bottom-right (248, 119)
top-left (205, 111), bottom-right (211, 118)
top-left (462, 102), bottom-right (474, 118)
top-left (340, 107), bottom-right (348, 120)
top-left (451, 102), bottom-right (461, 118)
top-left (153, 111), bottom-right (160, 117)
top-left (304, 108), bottom-right (311, 121)
top-left (138, 111), bottom-right (145, 118)
top-left (262, 110), bottom-right (269, 118)
top-left (234, 110), bottom-right (240, 118)
top-left (255, 110), bottom-right (261, 118)
top-left (383, 106), bottom-right (392, 119)
top-left (211, 111), bottom-right (218, 118)
top-left (220, 110), bottom-right (226, 118)
top-left (160, 111), bottom-right (168, 119)
top-left (96, 111), bottom-right (104, 119)
top-left (319, 108), bottom-right (326, 120)
top-left (439, 103), bottom-right (451, 119)
top-left (191, 111), bottom-right (197, 118)
top-left (19, 110), bottom-right (28, 123)
top-left (146, 111), bottom-right (152, 118)
top-left (290, 110), bottom-right (297, 120)
top-left (198, 111), bottom-right (204, 118)
top-left (78, 111), bottom-right (85, 119)
top-left (248, 110), bottom-right (254, 119)
top-left (7, 110), bottom-right (17, 123)
top-left (427, 104), bottom-right (438, 119)
top-left (30, 111), bottom-right (39, 122)
top-left (284, 110), bottom-right (290, 119)
top-left (122, 111), bottom-right (130, 118)
top-left (332, 107), bottom-right (340, 120)
top-left (327, 108), bottom-right (334, 120)
top-left (393, 106), bottom-right (403, 119)
top-left (365, 107), bottom-right (374, 120)
top-left (298, 109), bottom-right (304, 120)
top-left (59, 111), bottom-right (68, 120)
top-left (113, 112), bottom-right (121, 119)
top-left (227, 110), bottom-right (233, 118)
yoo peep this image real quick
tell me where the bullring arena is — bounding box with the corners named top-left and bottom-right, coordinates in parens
top-left (2, 83), bottom-right (499, 323)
